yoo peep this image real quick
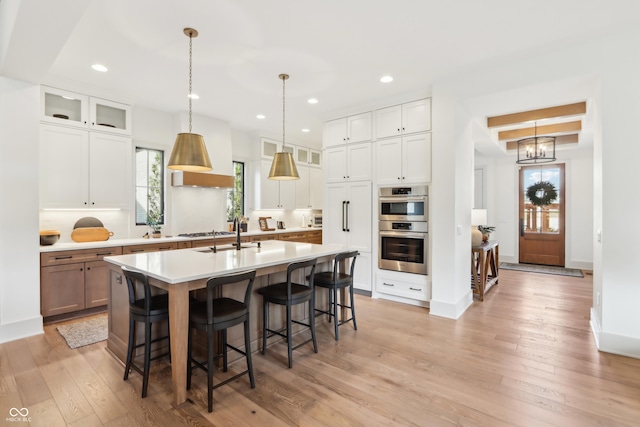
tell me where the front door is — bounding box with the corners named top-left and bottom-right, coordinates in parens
top-left (519, 164), bottom-right (565, 266)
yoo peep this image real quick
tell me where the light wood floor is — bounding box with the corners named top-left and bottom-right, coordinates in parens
top-left (2, 270), bottom-right (640, 426)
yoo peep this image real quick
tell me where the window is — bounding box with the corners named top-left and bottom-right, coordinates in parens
top-left (135, 148), bottom-right (164, 227)
top-left (227, 161), bottom-right (244, 221)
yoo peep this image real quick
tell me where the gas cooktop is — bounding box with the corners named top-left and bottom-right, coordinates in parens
top-left (178, 231), bottom-right (235, 238)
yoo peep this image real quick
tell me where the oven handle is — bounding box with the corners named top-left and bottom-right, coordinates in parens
top-left (379, 231), bottom-right (427, 239)
top-left (379, 196), bottom-right (427, 203)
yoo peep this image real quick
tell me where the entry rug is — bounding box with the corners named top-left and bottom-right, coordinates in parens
top-left (57, 314), bottom-right (108, 349)
top-left (500, 262), bottom-right (583, 278)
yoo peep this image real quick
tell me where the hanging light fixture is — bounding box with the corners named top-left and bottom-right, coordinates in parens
top-left (168, 28), bottom-right (212, 172)
top-left (516, 122), bottom-right (556, 164)
top-left (268, 74), bottom-right (299, 180)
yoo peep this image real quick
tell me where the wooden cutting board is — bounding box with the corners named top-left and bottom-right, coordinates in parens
top-left (71, 227), bottom-right (114, 242)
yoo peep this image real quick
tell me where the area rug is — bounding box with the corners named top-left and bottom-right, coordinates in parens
top-left (500, 262), bottom-right (583, 278)
top-left (57, 314), bottom-right (108, 349)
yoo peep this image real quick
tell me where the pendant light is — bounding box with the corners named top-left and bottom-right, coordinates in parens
top-left (516, 122), bottom-right (556, 164)
top-left (167, 28), bottom-right (212, 172)
top-left (268, 74), bottom-right (299, 180)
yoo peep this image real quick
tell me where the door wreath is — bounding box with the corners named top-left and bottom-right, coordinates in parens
top-left (526, 181), bottom-right (558, 206)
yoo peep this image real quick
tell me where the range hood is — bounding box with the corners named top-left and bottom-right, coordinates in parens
top-left (171, 171), bottom-right (234, 188)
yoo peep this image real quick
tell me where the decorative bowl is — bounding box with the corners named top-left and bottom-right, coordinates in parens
top-left (40, 230), bottom-right (61, 246)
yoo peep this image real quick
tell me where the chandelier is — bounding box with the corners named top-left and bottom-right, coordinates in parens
top-left (516, 122), bottom-right (556, 164)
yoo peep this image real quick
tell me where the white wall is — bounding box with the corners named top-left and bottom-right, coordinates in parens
top-left (0, 77), bottom-right (43, 343)
top-left (431, 27), bottom-right (640, 358)
top-left (476, 147), bottom-right (593, 270)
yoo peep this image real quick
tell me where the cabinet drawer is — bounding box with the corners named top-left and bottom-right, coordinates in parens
top-left (177, 241), bottom-right (192, 249)
top-left (251, 234), bottom-right (278, 242)
top-left (123, 242), bottom-right (178, 254)
top-left (279, 232), bottom-right (307, 242)
top-left (376, 274), bottom-right (429, 301)
top-left (306, 230), bottom-right (322, 244)
top-left (41, 246), bottom-right (123, 266)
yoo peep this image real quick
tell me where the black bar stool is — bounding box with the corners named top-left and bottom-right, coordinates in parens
top-left (187, 270), bottom-right (256, 413)
top-left (313, 251), bottom-right (358, 340)
top-left (121, 266), bottom-right (171, 398)
top-left (258, 258), bottom-right (317, 368)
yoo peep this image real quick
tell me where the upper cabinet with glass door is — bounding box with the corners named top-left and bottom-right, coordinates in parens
top-left (261, 137), bottom-right (294, 158)
top-left (296, 146), bottom-right (322, 168)
top-left (41, 86), bottom-right (132, 135)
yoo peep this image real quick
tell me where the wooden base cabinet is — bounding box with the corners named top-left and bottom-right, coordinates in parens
top-left (40, 247), bottom-right (123, 319)
top-left (41, 263), bottom-right (85, 317)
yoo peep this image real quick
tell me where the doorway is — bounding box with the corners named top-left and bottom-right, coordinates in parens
top-left (518, 163), bottom-right (565, 266)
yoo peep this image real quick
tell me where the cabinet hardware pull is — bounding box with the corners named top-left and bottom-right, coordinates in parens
top-left (130, 249), bottom-right (144, 253)
top-left (54, 255), bottom-right (73, 260)
top-left (383, 282), bottom-right (395, 286)
top-left (96, 252), bottom-right (111, 256)
top-left (80, 268), bottom-right (83, 271)
top-left (345, 200), bottom-right (350, 232)
top-left (409, 287), bottom-right (422, 291)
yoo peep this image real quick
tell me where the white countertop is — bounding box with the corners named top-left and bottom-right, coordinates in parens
top-left (39, 227), bottom-right (321, 252)
top-left (103, 240), bottom-right (342, 284)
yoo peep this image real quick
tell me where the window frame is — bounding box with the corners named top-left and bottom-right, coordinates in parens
top-left (135, 147), bottom-right (165, 227)
top-left (227, 161), bottom-right (245, 222)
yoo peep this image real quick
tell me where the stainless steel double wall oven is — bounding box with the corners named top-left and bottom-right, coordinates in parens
top-left (378, 186), bottom-right (428, 275)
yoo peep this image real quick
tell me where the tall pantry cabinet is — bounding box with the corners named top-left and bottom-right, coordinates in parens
top-left (322, 113), bottom-right (373, 291)
top-left (39, 86), bottom-right (133, 320)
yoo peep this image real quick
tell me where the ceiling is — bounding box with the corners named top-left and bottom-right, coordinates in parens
top-left (3, 0), bottom-right (639, 148)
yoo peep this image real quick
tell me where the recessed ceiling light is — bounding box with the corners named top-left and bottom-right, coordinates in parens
top-left (187, 93), bottom-right (199, 99)
top-left (91, 64), bottom-right (108, 72)
top-left (307, 98), bottom-right (318, 104)
top-left (380, 75), bottom-right (393, 83)
top-left (256, 114), bottom-right (266, 119)
top-left (302, 128), bottom-right (310, 133)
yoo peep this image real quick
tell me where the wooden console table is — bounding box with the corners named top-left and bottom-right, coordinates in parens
top-left (471, 240), bottom-right (499, 301)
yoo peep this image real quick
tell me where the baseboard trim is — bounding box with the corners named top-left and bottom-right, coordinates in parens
top-left (590, 307), bottom-right (640, 359)
top-left (0, 315), bottom-right (43, 344)
top-left (429, 291), bottom-right (473, 319)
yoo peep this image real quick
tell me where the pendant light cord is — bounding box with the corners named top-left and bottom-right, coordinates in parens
top-left (188, 30), bottom-right (193, 133)
top-left (282, 75), bottom-right (286, 148)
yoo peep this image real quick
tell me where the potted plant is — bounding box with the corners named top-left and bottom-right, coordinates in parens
top-left (147, 209), bottom-right (162, 238)
top-left (147, 153), bottom-right (163, 238)
top-left (477, 225), bottom-right (495, 243)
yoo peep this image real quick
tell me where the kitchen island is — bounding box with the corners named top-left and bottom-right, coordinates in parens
top-left (104, 240), bottom-right (343, 406)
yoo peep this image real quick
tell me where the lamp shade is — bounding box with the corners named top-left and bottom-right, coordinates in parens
top-left (471, 209), bottom-right (487, 225)
top-left (167, 132), bottom-right (212, 171)
top-left (268, 151), bottom-right (300, 180)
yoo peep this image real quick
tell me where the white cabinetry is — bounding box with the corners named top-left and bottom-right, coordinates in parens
top-left (376, 133), bottom-right (431, 184)
top-left (256, 160), bottom-right (295, 209)
top-left (323, 112), bottom-right (372, 147)
top-left (296, 165), bottom-right (322, 209)
top-left (324, 142), bottom-right (372, 183)
top-left (41, 86), bottom-right (132, 135)
top-left (376, 270), bottom-right (430, 302)
top-left (40, 124), bottom-right (132, 209)
top-left (323, 181), bottom-right (372, 291)
top-left (375, 98), bottom-right (431, 139)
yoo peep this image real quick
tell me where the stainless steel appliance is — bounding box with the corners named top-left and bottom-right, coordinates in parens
top-left (379, 186), bottom-right (428, 221)
top-left (312, 214), bottom-right (322, 228)
top-left (378, 186), bottom-right (428, 275)
top-left (378, 220), bottom-right (428, 275)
